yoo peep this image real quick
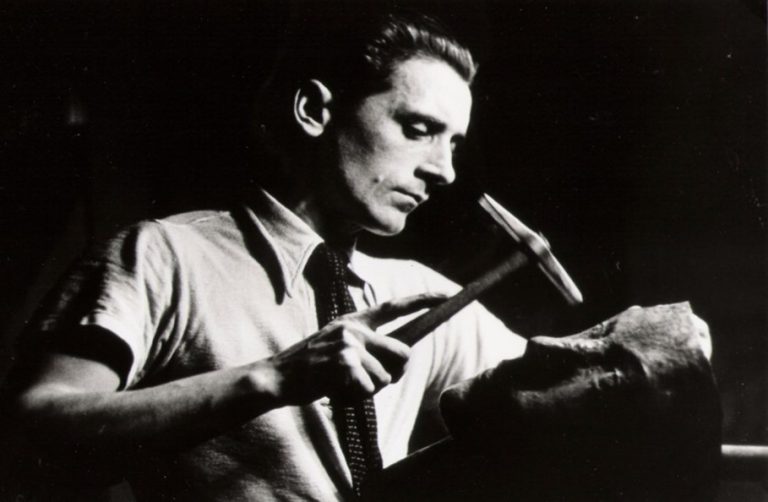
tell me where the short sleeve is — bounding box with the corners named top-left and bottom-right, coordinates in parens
top-left (22, 221), bottom-right (180, 388)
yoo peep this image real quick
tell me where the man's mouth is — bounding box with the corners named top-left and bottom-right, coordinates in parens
top-left (394, 189), bottom-right (427, 206)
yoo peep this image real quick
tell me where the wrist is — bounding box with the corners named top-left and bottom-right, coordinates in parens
top-left (239, 360), bottom-right (285, 412)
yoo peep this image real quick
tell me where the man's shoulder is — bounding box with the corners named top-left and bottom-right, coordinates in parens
top-left (157, 208), bottom-right (235, 231)
top-left (107, 209), bottom-right (234, 240)
top-left (142, 208), bottom-right (240, 242)
top-left (93, 209), bottom-right (243, 267)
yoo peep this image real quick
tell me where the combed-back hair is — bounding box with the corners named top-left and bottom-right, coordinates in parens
top-left (255, 1), bottom-right (477, 155)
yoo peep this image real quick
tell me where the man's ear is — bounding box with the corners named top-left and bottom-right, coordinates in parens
top-left (293, 79), bottom-right (333, 137)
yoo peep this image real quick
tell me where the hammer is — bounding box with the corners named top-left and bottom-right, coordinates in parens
top-left (388, 194), bottom-right (582, 347)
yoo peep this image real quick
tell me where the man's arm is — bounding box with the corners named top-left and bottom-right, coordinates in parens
top-left (9, 349), bottom-right (279, 457)
top-left (5, 293), bottom-right (443, 472)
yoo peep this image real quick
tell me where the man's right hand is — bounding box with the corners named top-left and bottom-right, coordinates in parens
top-left (5, 293), bottom-right (445, 466)
top-left (261, 293), bottom-right (446, 405)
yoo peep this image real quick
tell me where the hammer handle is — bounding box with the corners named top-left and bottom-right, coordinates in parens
top-left (389, 251), bottom-right (529, 347)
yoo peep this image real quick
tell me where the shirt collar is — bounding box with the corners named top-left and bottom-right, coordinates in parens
top-left (349, 250), bottom-right (377, 287)
top-left (242, 188), bottom-right (368, 298)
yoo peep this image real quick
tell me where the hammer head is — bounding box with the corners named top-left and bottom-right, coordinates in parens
top-left (479, 194), bottom-right (583, 305)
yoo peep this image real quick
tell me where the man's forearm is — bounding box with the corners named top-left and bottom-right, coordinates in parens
top-left (8, 294), bottom-right (438, 473)
top-left (10, 357), bottom-right (282, 461)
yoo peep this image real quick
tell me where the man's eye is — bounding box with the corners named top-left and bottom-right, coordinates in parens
top-left (403, 122), bottom-right (431, 139)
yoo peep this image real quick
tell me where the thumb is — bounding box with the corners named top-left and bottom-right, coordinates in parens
top-left (354, 292), bottom-right (449, 329)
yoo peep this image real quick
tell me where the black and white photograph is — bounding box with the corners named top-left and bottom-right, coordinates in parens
top-left (0, 1), bottom-right (765, 500)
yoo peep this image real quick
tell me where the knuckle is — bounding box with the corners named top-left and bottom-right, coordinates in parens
top-left (340, 329), bottom-right (361, 347)
top-left (327, 322), bottom-right (358, 344)
top-left (338, 347), bottom-right (360, 368)
top-left (324, 320), bottom-right (345, 337)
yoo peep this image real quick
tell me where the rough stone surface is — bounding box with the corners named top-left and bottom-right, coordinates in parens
top-left (365, 303), bottom-right (721, 501)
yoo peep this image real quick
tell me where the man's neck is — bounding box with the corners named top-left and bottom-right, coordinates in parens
top-left (261, 181), bottom-right (358, 252)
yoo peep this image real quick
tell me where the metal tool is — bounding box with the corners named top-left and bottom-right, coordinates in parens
top-left (389, 193), bottom-right (582, 347)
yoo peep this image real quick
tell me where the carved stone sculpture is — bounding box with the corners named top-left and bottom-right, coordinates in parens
top-left (366, 303), bottom-right (721, 501)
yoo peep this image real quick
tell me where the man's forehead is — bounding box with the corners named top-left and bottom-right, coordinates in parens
top-left (386, 57), bottom-right (473, 133)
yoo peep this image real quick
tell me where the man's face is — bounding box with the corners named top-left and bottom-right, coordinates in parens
top-left (323, 57), bottom-right (472, 236)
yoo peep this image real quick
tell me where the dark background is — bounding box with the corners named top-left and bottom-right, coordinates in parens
top-left (1, 0), bottom-right (765, 496)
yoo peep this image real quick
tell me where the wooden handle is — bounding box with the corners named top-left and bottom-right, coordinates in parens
top-left (388, 251), bottom-right (528, 347)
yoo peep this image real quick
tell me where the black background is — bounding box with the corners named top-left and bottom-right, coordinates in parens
top-left (1, 0), bottom-right (765, 482)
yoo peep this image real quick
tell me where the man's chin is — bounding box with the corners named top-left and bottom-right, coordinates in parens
top-left (361, 216), bottom-right (407, 236)
top-left (365, 225), bottom-right (406, 237)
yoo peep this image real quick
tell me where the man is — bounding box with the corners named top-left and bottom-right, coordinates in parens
top-left (5, 7), bottom-right (526, 501)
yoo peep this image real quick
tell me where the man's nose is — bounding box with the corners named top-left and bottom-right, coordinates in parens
top-left (417, 140), bottom-right (456, 186)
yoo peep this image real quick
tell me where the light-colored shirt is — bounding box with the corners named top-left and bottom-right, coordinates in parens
top-left (30, 188), bottom-right (527, 501)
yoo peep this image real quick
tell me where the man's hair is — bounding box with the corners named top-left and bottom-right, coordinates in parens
top-left (255, 3), bottom-right (477, 155)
